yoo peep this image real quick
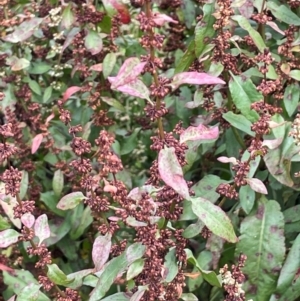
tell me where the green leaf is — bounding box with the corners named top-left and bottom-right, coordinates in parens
top-left (19, 170), bottom-right (28, 200)
top-left (126, 242), bottom-right (146, 264)
top-left (185, 249), bottom-right (222, 287)
top-left (100, 293), bottom-right (130, 301)
top-left (61, 4), bottom-right (75, 30)
top-left (189, 197), bottom-right (238, 243)
top-left (16, 283), bottom-right (41, 301)
top-left (267, 2), bottom-right (300, 26)
top-left (0, 229), bottom-right (20, 248)
top-left (47, 264), bottom-right (75, 286)
top-left (66, 269), bottom-right (94, 289)
top-left (289, 70), bottom-right (300, 81)
top-left (28, 80), bottom-right (41, 95)
top-left (183, 219), bottom-right (204, 238)
top-left (28, 62), bottom-right (52, 74)
top-left (180, 293), bottom-right (198, 301)
top-left (284, 84), bottom-right (300, 117)
top-left (182, 0), bottom-right (195, 29)
top-left (239, 185), bottom-right (255, 214)
top-left (85, 30), bottom-right (103, 55)
top-left (236, 198), bottom-right (285, 301)
top-left (163, 248), bottom-right (178, 282)
top-left (231, 15), bottom-right (266, 52)
top-left (222, 111), bottom-right (255, 136)
top-left (187, 250), bottom-right (213, 291)
top-left (3, 270), bottom-right (50, 301)
top-left (276, 234), bottom-right (300, 294)
top-left (56, 191), bottom-right (86, 210)
top-left (228, 73), bottom-right (261, 122)
top-left (43, 86), bottom-right (53, 103)
top-left (101, 96), bottom-right (125, 112)
top-left (69, 206), bottom-right (93, 240)
top-left (0, 215), bottom-right (11, 231)
top-left (192, 175), bottom-right (226, 203)
top-left (90, 253), bottom-right (128, 301)
top-left (53, 169), bottom-right (64, 197)
top-left (195, 3), bottom-right (215, 57)
top-left (121, 128), bottom-right (140, 155)
top-left (175, 40), bottom-right (195, 73)
top-left (103, 53), bottom-right (117, 78)
top-left (284, 205), bottom-right (300, 223)
top-left (127, 259), bottom-right (144, 280)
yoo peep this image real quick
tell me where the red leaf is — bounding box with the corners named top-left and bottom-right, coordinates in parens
top-left (180, 124), bottom-right (219, 144)
top-left (158, 147), bottom-right (190, 199)
top-left (171, 72), bottom-right (225, 90)
top-left (0, 263), bottom-right (14, 274)
top-left (246, 178), bottom-right (268, 194)
top-left (31, 133), bottom-right (44, 154)
top-left (63, 86), bottom-right (81, 101)
top-left (111, 0), bottom-right (131, 24)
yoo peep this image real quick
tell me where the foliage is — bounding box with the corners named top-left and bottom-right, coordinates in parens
top-left (1, 0), bottom-right (300, 301)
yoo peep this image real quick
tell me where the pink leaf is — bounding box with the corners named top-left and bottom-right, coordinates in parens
top-left (180, 124), bottom-right (219, 144)
top-left (34, 214), bottom-right (50, 246)
top-left (21, 213), bottom-right (35, 228)
top-left (108, 58), bottom-right (146, 89)
top-left (89, 63), bottom-right (103, 72)
top-left (45, 113), bottom-right (55, 126)
top-left (63, 86), bottom-right (81, 101)
top-left (152, 13), bottom-right (179, 26)
top-left (171, 72), bottom-right (225, 90)
top-left (92, 234), bottom-right (112, 271)
top-left (158, 147), bottom-right (190, 199)
top-left (217, 156), bottom-right (238, 165)
top-left (266, 21), bottom-right (285, 36)
top-left (246, 178), bottom-right (268, 194)
top-left (262, 138), bottom-right (283, 150)
top-left (31, 133), bottom-right (44, 154)
top-left (114, 79), bottom-right (150, 100)
top-left (238, 0), bottom-right (254, 18)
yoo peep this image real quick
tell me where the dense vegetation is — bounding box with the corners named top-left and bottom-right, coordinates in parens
top-left (1, 0), bottom-right (300, 300)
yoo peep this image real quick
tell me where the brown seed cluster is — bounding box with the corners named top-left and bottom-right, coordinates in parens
top-left (220, 254), bottom-right (248, 301)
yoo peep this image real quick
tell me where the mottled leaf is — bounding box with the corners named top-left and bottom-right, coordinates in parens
top-left (85, 30), bottom-right (103, 55)
top-left (267, 2), bottom-right (300, 25)
top-left (92, 234), bottom-right (112, 272)
top-left (56, 192), bottom-right (86, 210)
top-left (61, 4), bottom-right (75, 30)
top-left (239, 185), bottom-right (255, 214)
top-left (158, 147), bottom-right (190, 199)
top-left (236, 198), bottom-right (285, 301)
top-left (180, 124), bottom-right (219, 144)
top-left (284, 84), bottom-right (299, 117)
top-left (21, 213), bottom-right (35, 228)
top-left (34, 214), bottom-right (50, 246)
top-left (246, 178), bottom-right (268, 194)
top-left (171, 72), bottom-right (225, 90)
top-left (189, 197), bottom-right (238, 243)
top-left (0, 229), bottom-right (20, 248)
top-left (102, 53), bottom-right (117, 79)
top-left (108, 58), bottom-right (146, 89)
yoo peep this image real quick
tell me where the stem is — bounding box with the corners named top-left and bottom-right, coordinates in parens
top-left (145, 1), bottom-right (164, 140)
top-left (257, 0), bottom-right (266, 42)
